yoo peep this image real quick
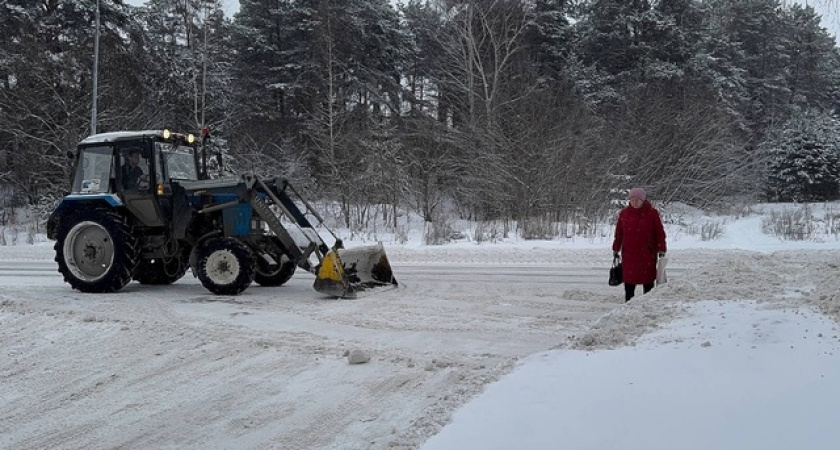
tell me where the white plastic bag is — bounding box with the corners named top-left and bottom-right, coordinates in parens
top-left (656, 255), bottom-right (668, 285)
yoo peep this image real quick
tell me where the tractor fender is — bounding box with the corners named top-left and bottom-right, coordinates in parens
top-left (47, 194), bottom-right (125, 240)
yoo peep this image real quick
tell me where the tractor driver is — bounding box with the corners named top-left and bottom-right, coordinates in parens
top-left (122, 148), bottom-right (148, 190)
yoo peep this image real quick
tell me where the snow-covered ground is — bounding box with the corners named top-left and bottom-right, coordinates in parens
top-left (424, 300), bottom-right (840, 450)
top-left (1, 205), bottom-right (839, 449)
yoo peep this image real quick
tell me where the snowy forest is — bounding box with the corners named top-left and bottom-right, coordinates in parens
top-left (2, 0), bottom-right (840, 231)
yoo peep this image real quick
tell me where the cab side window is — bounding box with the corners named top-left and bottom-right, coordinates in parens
top-left (73, 146), bottom-right (114, 194)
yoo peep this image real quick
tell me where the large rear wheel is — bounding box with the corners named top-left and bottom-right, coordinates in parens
top-left (196, 237), bottom-right (255, 295)
top-left (54, 210), bottom-right (138, 293)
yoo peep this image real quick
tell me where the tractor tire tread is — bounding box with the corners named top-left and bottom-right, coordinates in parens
top-left (54, 209), bottom-right (138, 293)
top-left (196, 237), bottom-right (255, 295)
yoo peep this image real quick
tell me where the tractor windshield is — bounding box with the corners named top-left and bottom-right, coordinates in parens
top-left (156, 143), bottom-right (199, 182)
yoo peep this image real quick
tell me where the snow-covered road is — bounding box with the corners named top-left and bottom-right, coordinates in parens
top-left (1, 244), bottom-right (624, 449)
top-left (0, 244), bottom-right (835, 449)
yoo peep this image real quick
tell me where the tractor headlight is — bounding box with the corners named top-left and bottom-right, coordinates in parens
top-left (163, 129), bottom-right (171, 139)
top-left (187, 134), bottom-right (195, 144)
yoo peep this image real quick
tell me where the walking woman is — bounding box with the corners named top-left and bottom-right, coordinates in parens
top-left (612, 187), bottom-right (667, 302)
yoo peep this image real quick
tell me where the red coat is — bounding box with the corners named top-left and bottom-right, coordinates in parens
top-left (612, 201), bottom-right (667, 285)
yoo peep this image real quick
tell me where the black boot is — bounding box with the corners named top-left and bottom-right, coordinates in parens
top-left (624, 283), bottom-right (636, 302)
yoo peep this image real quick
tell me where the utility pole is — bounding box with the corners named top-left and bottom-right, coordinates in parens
top-left (201, 3), bottom-right (209, 129)
top-left (90, 0), bottom-right (100, 135)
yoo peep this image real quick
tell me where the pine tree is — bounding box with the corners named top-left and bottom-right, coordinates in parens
top-left (711, 0), bottom-right (792, 137)
top-left (139, 0), bottom-right (231, 133)
top-left (781, 4), bottom-right (839, 111)
top-left (762, 110), bottom-right (840, 202)
top-left (0, 0), bottom-right (144, 200)
top-left (401, 0), bottom-right (446, 115)
top-left (523, 0), bottom-right (574, 82)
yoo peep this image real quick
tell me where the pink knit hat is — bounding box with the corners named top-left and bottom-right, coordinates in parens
top-left (628, 187), bottom-right (646, 201)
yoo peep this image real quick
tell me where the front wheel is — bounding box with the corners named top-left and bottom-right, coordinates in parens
top-left (255, 240), bottom-right (297, 287)
top-left (54, 210), bottom-right (138, 293)
top-left (255, 258), bottom-right (296, 287)
top-left (196, 238), bottom-right (255, 295)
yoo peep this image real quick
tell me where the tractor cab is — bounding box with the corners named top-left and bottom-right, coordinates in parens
top-left (71, 130), bottom-right (202, 190)
top-left (67, 130), bottom-right (202, 227)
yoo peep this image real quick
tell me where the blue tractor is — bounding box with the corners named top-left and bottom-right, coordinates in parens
top-left (46, 130), bottom-right (396, 297)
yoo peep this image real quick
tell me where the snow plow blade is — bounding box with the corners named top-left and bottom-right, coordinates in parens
top-left (313, 243), bottom-right (397, 298)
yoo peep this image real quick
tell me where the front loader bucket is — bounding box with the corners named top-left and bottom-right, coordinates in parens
top-left (314, 243), bottom-right (397, 298)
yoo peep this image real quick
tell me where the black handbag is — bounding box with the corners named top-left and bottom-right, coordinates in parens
top-left (609, 257), bottom-right (622, 286)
